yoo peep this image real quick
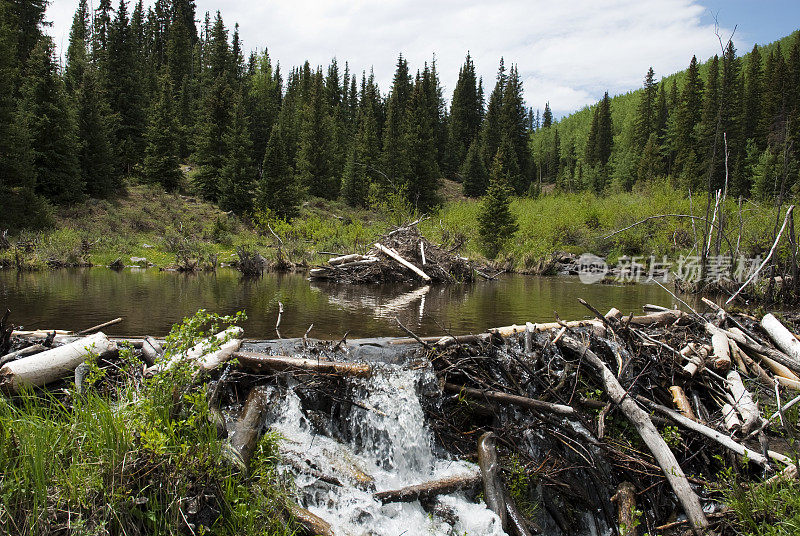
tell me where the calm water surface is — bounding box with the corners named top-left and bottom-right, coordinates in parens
top-left (0, 268), bottom-right (690, 339)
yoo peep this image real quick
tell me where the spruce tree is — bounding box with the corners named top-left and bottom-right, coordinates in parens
top-left (76, 67), bottom-right (117, 198)
top-left (258, 123), bottom-right (301, 220)
top-left (402, 71), bottom-right (441, 211)
top-left (635, 67), bottom-right (657, 148)
top-left (478, 148), bottom-right (518, 259)
top-left (296, 70), bottom-right (337, 198)
top-left (382, 54), bottom-right (412, 188)
top-left (143, 76), bottom-right (183, 191)
top-left (542, 102), bottom-right (553, 128)
top-left (448, 53), bottom-right (482, 174)
top-left (743, 44), bottom-right (764, 149)
top-left (674, 55), bottom-right (703, 171)
top-left (18, 37), bottom-right (82, 204)
top-left (65, 0), bottom-right (90, 94)
top-left (500, 64), bottom-right (530, 192)
top-left (481, 58), bottom-right (506, 167)
top-left (342, 92), bottom-right (381, 207)
top-left (596, 92), bottom-right (613, 166)
top-left (219, 94), bottom-right (255, 214)
top-left (246, 50), bottom-right (281, 169)
top-left (461, 139), bottom-right (488, 197)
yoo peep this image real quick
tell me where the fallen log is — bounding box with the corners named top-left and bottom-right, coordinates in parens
top-left (234, 352), bottom-right (372, 377)
top-left (288, 502), bottom-right (334, 536)
top-left (229, 386), bottom-right (270, 468)
top-left (505, 491), bottom-right (535, 536)
top-left (708, 326), bottom-right (732, 371)
top-left (718, 327), bottom-right (800, 377)
top-left (444, 383), bottom-right (575, 416)
top-left (478, 432), bottom-right (507, 529)
top-left (669, 386), bottom-right (697, 421)
top-left (611, 482), bottom-right (638, 536)
top-left (0, 332), bottom-right (116, 392)
top-left (151, 327), bottom-right (243, 373)
top-left (761, 314), bottom-right (800, 369)
top-left (328, 253), bottom-right (375, 266)
top-left (374, 243), bottom-right (431, 282)
top-left (373, 472), bottom-right (480, 503)
top-left (0, 343), bottom-right (45, 367)
top-left (726, 370), bottom-right (760, 434)
top-left (721, 403), bottom-right (742, 435)
top-left (140, 336), bottom-right (162, 366)
top-left (620, 309), bottom-right (686, 326)
top-left (643, 398), bottom-right (791, 469)
top-left (557, 335), bottom-right (708, 530)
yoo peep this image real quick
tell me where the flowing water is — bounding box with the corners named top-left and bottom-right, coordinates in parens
top-left (0, 268), bottom-right (691, 338)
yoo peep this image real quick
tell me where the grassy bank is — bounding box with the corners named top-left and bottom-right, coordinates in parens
top-left (0, 311), bottom-right (297, 535)
top-left (0, 180), bottom-right (791, 273)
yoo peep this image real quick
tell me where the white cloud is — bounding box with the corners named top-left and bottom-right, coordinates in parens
top-left (45, 0), bottom-right (738, 117)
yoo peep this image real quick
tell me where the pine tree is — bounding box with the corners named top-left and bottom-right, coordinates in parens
top-left (18, 37), bottom-right (82, 204)
top-left (4, 0), bottom-right (47, 65)
top-left (596, 92), bottom-right (613, 165)
top-left (742, 44), bottom-right (764, 149)
top-left (382, 54), bottom-right (412, 187)
top-left (548, 128), bottom-right (560, 183)
top-left (635, 67), bottom-right (657, 148)
top-left (448, 53), bottom-right (482, 175)
top-left (341, 91), bottom-right (381, 207)
top-left (719, 40), bottom-right (744, 194)
top-left (258, 123), bottom-right (301, 220)
top-left (76, 67), bottom-right (117, 197)
top-left (500, 64), bottom-right (530, 192)
top-left (700, 55), bottom-right (722, 187)
top-left (107, 0), bottom-right (147, 174)
top-left (461, 139), bottom-right (488, 197)
top-left (246, 50), bottom-right (281, 169)
top-left (542, 102), bottom-right (553, 128)
top-left (218, 94), bottom-right (255, 214)
top-left (296, 69), bottom-right (337, 198)
top-left (478, 148), bottom-right (518, 259)
top-left (674, 55), bottom-right (704, 170)
top-left (481, 58), bottom-right (506, 167)
top-left (65, 0), bottom-right (90, 94)
top-left (402, 71), bottom-right (441, 211)
top-left (143, 76), bottom-right (183, 190)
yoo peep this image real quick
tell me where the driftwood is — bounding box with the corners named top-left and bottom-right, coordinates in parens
top-left (77, 317), bottom-right (123, 335)
top-left (478, 432), bottom-right (507, 529)
top-left (669, 386), bottom-right (697, 421)
top-left (288, 502), bottom-right (334, 536)
top-left (726, 370), bottom-right (760, 434)
top-left (151, 327), bottom-right (243, 373)
top-left (761, 313), bottom-right (800, 369)
top-left (444, 383), bottom-right (575, 416)
top-left (0, 343), bottom-right (44, 367)
top-left (374, 243), bottom-right (431, 282)
top-left (721, 403), bottom-right (742, 434)
top-left (644, 399), bottom-right (790, 469)
top-left (611, 482), bottom-right (638, 536)
top-left (0, 332), bottom-right (116, 392)
top-left (234, 352), bottom-right (372, 377)
top-left (140, 336), bottom-right (163, 366)
top-left (708, 326), bottom-right (732, 371)
top-left (718, 326), bottom-right (800, 376)
top-left (556, 335), bottom-right (708, 530)
top-left (229, 386), bottom-right (270, 468)
top-left (373, 472), bottom-right (480, 504)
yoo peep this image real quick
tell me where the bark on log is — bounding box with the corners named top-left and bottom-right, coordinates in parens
top-left (620, 310), bottom-right (686, 326)
top-left (721, 326), bottom-right (800, 376)
top-left (478, 432), bottom-right (507, 529)
top-left (669, 386), bottom-right (697, 421)
top-left (373, 472), bottom-right (480, 503)
top-left (611, 482), bottom-right (638, 536)
top-left (761, 314), bottom-right (800, 369)
top-left (444, 383), bottom-right (575, 416)
top-left (557, 335), bottom-right (708, 530)
top-left (152, 327), bottom-right (243, 373)
top-left (709, 327), bottom-right (732, 371)
top-left (721, 403), bottom-right (742, 435)
top-left (141, 336), bottom-right (162, 366)
top-left (644, 398), bottom-right (791, 469)
top-left (0, 332), bottom-right (116, 392)
top-left (726, 370), bottom-right (760, 434)
top-left (374, 243), bottom-right (431, 281)
top-left (328, 253), bottom-right (375, 266)
top-left (0, 343), bottom-right (44, 367)
top-left (234, 352), bottom-right (372, 377)
top-left (288, 502), bottom-right (334, 536)
top-left (230, 386), bottom-right (270, 468)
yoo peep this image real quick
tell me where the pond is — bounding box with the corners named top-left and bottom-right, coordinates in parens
top-left (0, 268), bottom-right (689, 339)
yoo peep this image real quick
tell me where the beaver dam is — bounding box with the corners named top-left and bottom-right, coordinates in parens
top-left (2, 300), bottom-right (800, 535)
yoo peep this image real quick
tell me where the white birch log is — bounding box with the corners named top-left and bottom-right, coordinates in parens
top-left (0, 332), bottom-right (115, 391)
top-left (328, 253), bottom-right (372, 266)
top-left (150, 327), bottom-right (243, 373)
top-left (557, 335), bottom-right (708, 530)
top-left (761, 313), bottom-right (800, 369)
top-left (705, 324), bottom-right (732, 371)
top-left (726, 370), bottom-right (761, 434)
top-left (721, 403), bottom-right (742, 434)
top-left (374, 243), bottom-right (431, 282)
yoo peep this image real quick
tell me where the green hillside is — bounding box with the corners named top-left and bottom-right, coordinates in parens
top-left (530, 30), bottom-right (800, 198)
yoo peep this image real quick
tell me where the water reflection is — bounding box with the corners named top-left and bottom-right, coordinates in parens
top-left (0, 268), bottom-right (689, 339)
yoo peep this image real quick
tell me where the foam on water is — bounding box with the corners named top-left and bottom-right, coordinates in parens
top-left (266, 364), bottom-right (507, 536)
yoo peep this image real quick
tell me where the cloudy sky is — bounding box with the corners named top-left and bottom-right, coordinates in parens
top-left (44, 0), bottom-right (800, 117)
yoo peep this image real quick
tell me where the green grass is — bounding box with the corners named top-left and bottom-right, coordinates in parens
top-left (0, 310), bottom-right (297, 535)
top-left (0, 180), bottom-right (791, 274)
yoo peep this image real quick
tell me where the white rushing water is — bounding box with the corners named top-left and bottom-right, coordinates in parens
top-left (265, 364), bottom-right (508, 536)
